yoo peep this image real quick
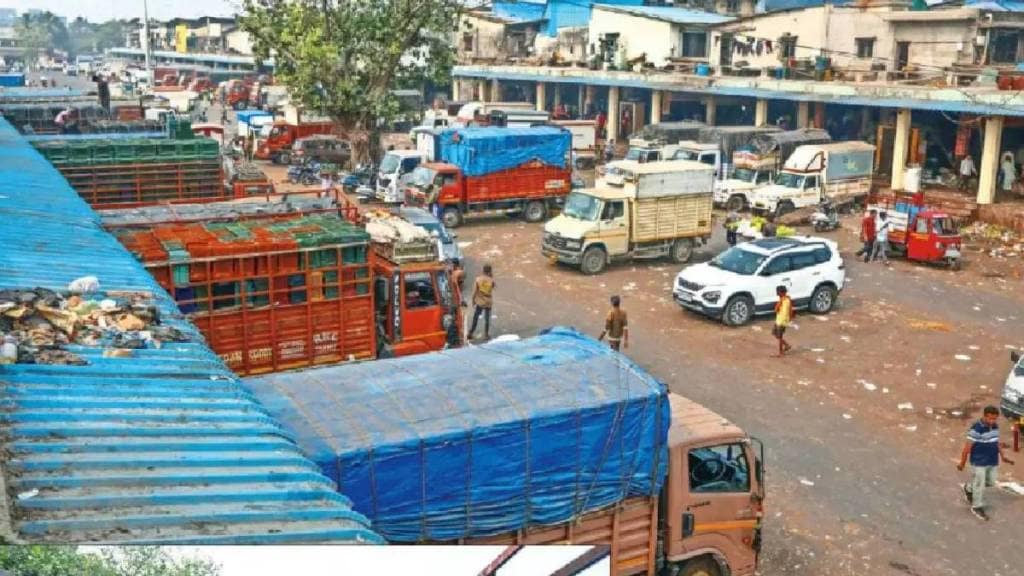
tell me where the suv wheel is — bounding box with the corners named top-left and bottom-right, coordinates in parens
top-left (722, 295), bottom-right (754, 326)
top-left (809, 284), bottom-right (837, 314)
top-left (580, 246), bottom-right (607, 275)
top-left (442, 207), bottom-right (463, 228)
top-left (725, 194), bottom-right (746, 212)
top-left (523, 200), bottom-right (547, 223)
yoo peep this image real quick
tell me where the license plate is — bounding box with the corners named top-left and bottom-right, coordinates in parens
top-left (676, 292), bottom-right (692, 303)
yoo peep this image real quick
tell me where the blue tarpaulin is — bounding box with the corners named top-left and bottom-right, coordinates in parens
top-left (436, 126), bottom-right (570, 177)
top-left (244, 326), bottom-right (670, 542)
top-left (0, 73), bottom-right (25, 87)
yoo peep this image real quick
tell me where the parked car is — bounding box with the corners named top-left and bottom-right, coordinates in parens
top-left (291, 134), bottom-right (352, 168)
top-left (399, 207), bottom-right (463, 266)
top-left (673, 236), bottom-right (845, 326)
top-left (1002, 350), bottom-right (1024, 422)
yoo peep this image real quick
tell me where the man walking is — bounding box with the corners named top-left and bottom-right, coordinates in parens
top-left (872, 211), bottom-right (891, 265)
top-left (958, 405), bottom-right (1015, 520)
top-left (959, 154), bottom-right (976, 191)
top-left (855, 208), bottom-right (876, 262)
top-left (597, 295), bottom-right (628, 352)
top-left (467, 264), bottom-right (495, 341)
top-left (724, 210), bottom-right (740, 247)
top-left (773, 285), bottom-right (793, 357)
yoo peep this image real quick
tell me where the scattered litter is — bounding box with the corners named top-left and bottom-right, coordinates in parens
top-left (842, 413), bottom-right (852, 420)
top-left (17, 489), bottom-right (39, 500)
top-left (816, 357), bottom-right (825, 364)
top-left (951, 410), bottom-right (963, 417)
top-left (814, 315), bottom-right (829, 322)
top-left (908, 319), bottom-right (952, 332)
top-left (859, 380), bottom-right (877, 392)
top-left (997, 317), bottom-right (1007, 323)
top-left (897, 402), bottom-right (914, 411)
top-left (926, 382), bottom-right (937, 389)
top-left (954, 354), bottom-right (972, 361)
top-left (915, 368), bottom-right (922, 377)
top-left (490, 334), bottom-right (520, 343)
top-left (902, 425), bottom-right (918, 432)
top-left (980, 385), bottom-right (988, 390)
top-left (67, 276), bottom-right (100, 293)
top-left (751, 325), bottom-right (763, 332)
top-left (882, 387), bottom-right (890, 394)
top-left (622, 282), bottom-right (637, 291)
top-left (456, 241), bottom-right (474, 249)
top-left (968, 345), bottom-right (980, 351)
top-left (925, 407), bottom-right (934, 414)
top-left (799, 478), bottom-right (816, 486)
top-left (810, 347), bottom-right (825, 353)
top-left (972, 306), bottom-right (981, 312)
top-left (102, 348), bottom-right (133, 358)
top-left (797, 380), bottom-right (811, 386)
top-left (840, 335), bottom-right (851, 343)
top-left (997, 482), bottom-right (1024, 496)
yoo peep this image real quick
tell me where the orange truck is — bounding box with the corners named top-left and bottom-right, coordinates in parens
top-left (256, 120), bottom-right (335, 164)
top-left (466, 393), bottom-right (765, 576)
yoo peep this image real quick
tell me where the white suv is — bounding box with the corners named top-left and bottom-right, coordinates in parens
top-left (1002, 351), bottom-right (1024, 423)
top-left (673, 237), bottom-right (846, 326)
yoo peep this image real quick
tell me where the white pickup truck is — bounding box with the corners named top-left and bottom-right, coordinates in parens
top-left (749, 141), bottom-right (875, 217)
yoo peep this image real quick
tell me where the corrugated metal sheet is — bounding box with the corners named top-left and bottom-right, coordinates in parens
top-left (596, 5), bottom-right (734, 24)
top-left (542, 0), bottom-right (645, 36)
top-left (493, 0), bottom-right (547, 22)
top-left (0, 117), bottom-right (383, 545)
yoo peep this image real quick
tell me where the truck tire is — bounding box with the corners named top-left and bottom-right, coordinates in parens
top-left (677, 558), bottom-right (721, 576)
top-left (523, 200), bottom-right (548, 223)
top-left (808, 284), bottom-right (837, 314)
top-left (277, 151), bottom-right (291, 165)
top-left (774, 201), bottom-right (795, 218)
top-left (580, 246), bottom-right (607, 275)
top-left (442, 207), bottom-right (463, 228)
top-left (725, 194), bottom-right (746, 212)
top-left (670, 238), bottom-right (694, 263)
top-left (722, 295), bottom-right (754, 326)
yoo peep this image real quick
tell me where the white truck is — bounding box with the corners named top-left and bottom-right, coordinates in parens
top-left (543, 160), bottom-right (714, 274)
top-left (376, 149), bottom-right (426, 203)
top-left (602, 140), bottom-right (683, 186)
top-left (714, 129), bottom-right (832, 211)
top-left (749, 141), bottom-right (875, 217)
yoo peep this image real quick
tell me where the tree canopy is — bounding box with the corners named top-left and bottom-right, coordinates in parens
top-left (239, 0), bottom-right (465, 157)
top-left (0, 546), bottom-right (220, 576)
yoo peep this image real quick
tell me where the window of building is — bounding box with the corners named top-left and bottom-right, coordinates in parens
top-left (990, 29), bottom-right (1023, 64)
top-left (726, 0), bottom-right (740, 12)
top-left (689, 444), bottom-right (751, 493)
top-left (856, 37), bottom-right (875, 59)
top-left (779, 35), bottom-right (797, 59)
top-left (462, 33), bottom-right (473, 53)
top-left (404, 271), bottom-right (437, 309)
top-left (681, 30), bottom-right (708, 58)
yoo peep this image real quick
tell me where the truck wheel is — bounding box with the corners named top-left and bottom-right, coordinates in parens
top-left (442, 207), bottom-right (463, 228)
top-left (580, 246), bottom-right (607, 275)
top-left (722, 295), bottom-right (754, 326)
top-left (523, 200), bottom-right (547, 223)
top-left (774, 201), bottom-right (795, 218)
top-left (670, 238), bottom-right (694, 263)
top-left (677, 558), bottom-right (721, 576)
top-left (278, 152), bottom-right (291, 165)
top-left (725, 194), bottom-right (746, 212)
top-left (808, 284), bottom-right (837, 314)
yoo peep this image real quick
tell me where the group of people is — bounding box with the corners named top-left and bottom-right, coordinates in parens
top-left (856, 208), bottom-right (892, 265)
top-left (958, 152), bottom-right (1024, 195)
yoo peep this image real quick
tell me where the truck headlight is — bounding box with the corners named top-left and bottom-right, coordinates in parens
top-left (442, 314), bottom-right (454, 330)
top-left (702, 291), bottom-right (721, 303)
top-left (565, 239), bottom-right (582, 250)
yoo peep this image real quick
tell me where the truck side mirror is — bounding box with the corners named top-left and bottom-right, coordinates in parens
top-left (682, 512), bottom-right (695, 538)
top-left (1012, 350), bottom-right (1021, 364)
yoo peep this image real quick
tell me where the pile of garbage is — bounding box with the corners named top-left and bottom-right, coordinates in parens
top-left (962, 222), bottom-right (1023, 259)
top-left (0, 279), bottom-right (190, 366)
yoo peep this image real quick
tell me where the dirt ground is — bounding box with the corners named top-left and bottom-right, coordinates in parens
top-left (443, 211), bottom-right (1024, 575)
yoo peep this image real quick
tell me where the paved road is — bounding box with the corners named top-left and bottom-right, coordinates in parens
top-left (454, 215), bottom-right (1023, 575)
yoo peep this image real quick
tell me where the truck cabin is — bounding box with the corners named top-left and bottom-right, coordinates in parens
top-left (563, 188), bottom-right (626, 224)
top-left (625, 146), bottom-right (663, 163)
top-left (773, 170), bottom-right (820, 190)
top-left (662, 394), bottom-right (764, 572)
top-left (730, 166), bottom-right (773, 185)
top-left (372, 258), bottom-right (461, 357)
top-left (671, 142), bottom-right (720, 173)
top-left (405, 162), bottom-right (460, 206)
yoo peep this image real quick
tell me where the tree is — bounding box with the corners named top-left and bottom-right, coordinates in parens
top-left (239, 0), bottom-right (465, 161)
top-left (0, 546), bottom-right (219, 576)
top-left (14, 12), bottom-right (70, 63)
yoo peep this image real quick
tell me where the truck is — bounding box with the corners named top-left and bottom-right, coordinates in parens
top-left (454, 101), bottom-right (535, 125)
top-left (543, 160), bottom-right (715, 275)
top-left (404, 126), bottom-right (572, 227)
top-left (235, 109), bottom-right (274, 139)
top-left (602, 140), bottom-right (683, 186)
top-left (635, 120), bottom-right (706, 144)
top-left (750, 141), bottom-right (875, 217)
top-left (255, 120), bottom-right (335, 163)
top-left (715, 129), bottom-right (832, 211)
top-left (377, 148), bottom-right (427, 203)
top-left (244, 327), bottom-right (765, 576)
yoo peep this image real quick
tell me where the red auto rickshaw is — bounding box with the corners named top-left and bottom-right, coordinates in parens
top-left (870, 192), bottom-right (962, 269)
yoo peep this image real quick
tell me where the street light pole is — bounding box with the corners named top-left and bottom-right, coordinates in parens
top-left (142, 0), bottom-right (151, 74)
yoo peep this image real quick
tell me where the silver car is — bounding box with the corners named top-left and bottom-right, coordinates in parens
top-left (399, 207), bottom-right (463, 266)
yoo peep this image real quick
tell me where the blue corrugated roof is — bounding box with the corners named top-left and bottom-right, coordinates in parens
top-left (754, 0), bottom-right (850, 12)
top-left (595, 4), bottom-right (734, 24)
top-left (0, 117), bottom-right (383, 545)
top-left (493, 0), bottom-right (547, 22)
top-left (966, 0), bottom-right (1024, 10)
top-left (542, 0), bottom-right (645, 36)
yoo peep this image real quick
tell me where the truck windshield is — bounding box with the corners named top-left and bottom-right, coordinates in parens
top-left (732, 168), bottom-right (757, 183)
top-left (932, 217), bottom-right (956, 236)
top-left (410, 166), bottom-right (436, 187)
top-left (625, 148), bottom-right (646, 161)
top-left (673, 149), bottom-right (698, 161)
top-left (380, 153), bottom-right (401, 174)
top-left (269, 126), bottom-right (284, 138)
top-left (563, 192), bottom-right (601, 221)
top-left (709, 246), bottom-right (767, 275)
top-left (775, 172), bottom-right (804, 188)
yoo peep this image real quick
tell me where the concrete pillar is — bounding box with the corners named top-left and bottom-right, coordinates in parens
top-left (490, 78), bottom-right (501, 102)
top-left (452, 78), bottom-right (461, 102)
top-left (860, 107), bottom-right (872, 139)
top-left (651, 90), bottom-right (663, 124)
top-left (796, 101), bottom-right (809, 129)
top-left (553, 84), bottom-right (562, 107)
top-left (813, 102), bottom-right (825, 129)
top-left (608, 86), bottom-right (620, 141)
top-left (476, 80), bottom-right (488, 102)
top-left (890, 108), bottom-right (912, 191)
top-left (535, 82), bottom-right (546, 111)
top-left (977, 115), bottom-right (1005, 205)
top-left (754, 99), bottom-right (769, 127)
top-left (577, 85), bottom-right (585, 116)
top-left (704, 96), bottom-right (717, 126)
top-left (584, 85), bottom-right (596, 113)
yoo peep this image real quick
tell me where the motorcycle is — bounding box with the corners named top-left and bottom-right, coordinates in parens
top-left (287, 159), bottom-right (322, 186)
top-left (811, 200), bottom-right (840, 233)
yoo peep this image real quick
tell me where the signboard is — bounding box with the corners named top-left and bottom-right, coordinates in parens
top-left (175, 24), bottom-right (189, 54)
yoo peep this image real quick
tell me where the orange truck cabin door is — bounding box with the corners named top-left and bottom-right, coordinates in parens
top-left (396, 269), bottom-right (444, 357)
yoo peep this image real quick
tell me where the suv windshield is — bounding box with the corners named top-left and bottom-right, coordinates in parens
top-left (775, 172), bottom-right (804, 188)
top-left (564, 192), bottom-right (601, 221)
top-left (380, 153), bottom-right (400, 174)
top-left (709, 246), bottom-right (767, 275)
top-left (410, 166), bottom-right (436, 187)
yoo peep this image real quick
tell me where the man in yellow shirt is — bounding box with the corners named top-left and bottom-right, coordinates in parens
top-left (468, 264), bottom-right (495, 341)
top-left (773, 285), bottom-right (793, 356)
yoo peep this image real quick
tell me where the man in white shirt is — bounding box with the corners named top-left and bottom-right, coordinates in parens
top-left (959, 155), bottom-right (976, 191)
top-left (872, 211), bottom-right (891, 265)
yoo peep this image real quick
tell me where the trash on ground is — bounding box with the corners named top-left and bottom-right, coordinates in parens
top-left (997, 482), bottom-right (1024, 496)
top-left (859, 380), bottom-right (877, 391)
top-left (897, 402), bottom-right (914, 411)
top-left (954, 354), bottom-right (972, 361)
top-left (799, 478), bottom-right (816, 487)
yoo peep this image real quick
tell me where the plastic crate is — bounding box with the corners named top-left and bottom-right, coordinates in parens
top-left (196, 138), bottom-right (219, 159)
top-left (66, 142), bottom-right (93, 166)
top-left (157, 141), bottom-right (179, 161)
top-left (135, 140), bottom-right (157, 162)
top-left (91, 142), bottom-right (115, 163)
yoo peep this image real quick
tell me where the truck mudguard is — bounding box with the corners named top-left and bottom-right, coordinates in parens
top-left (243, 326), bottom-right (670, 542)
